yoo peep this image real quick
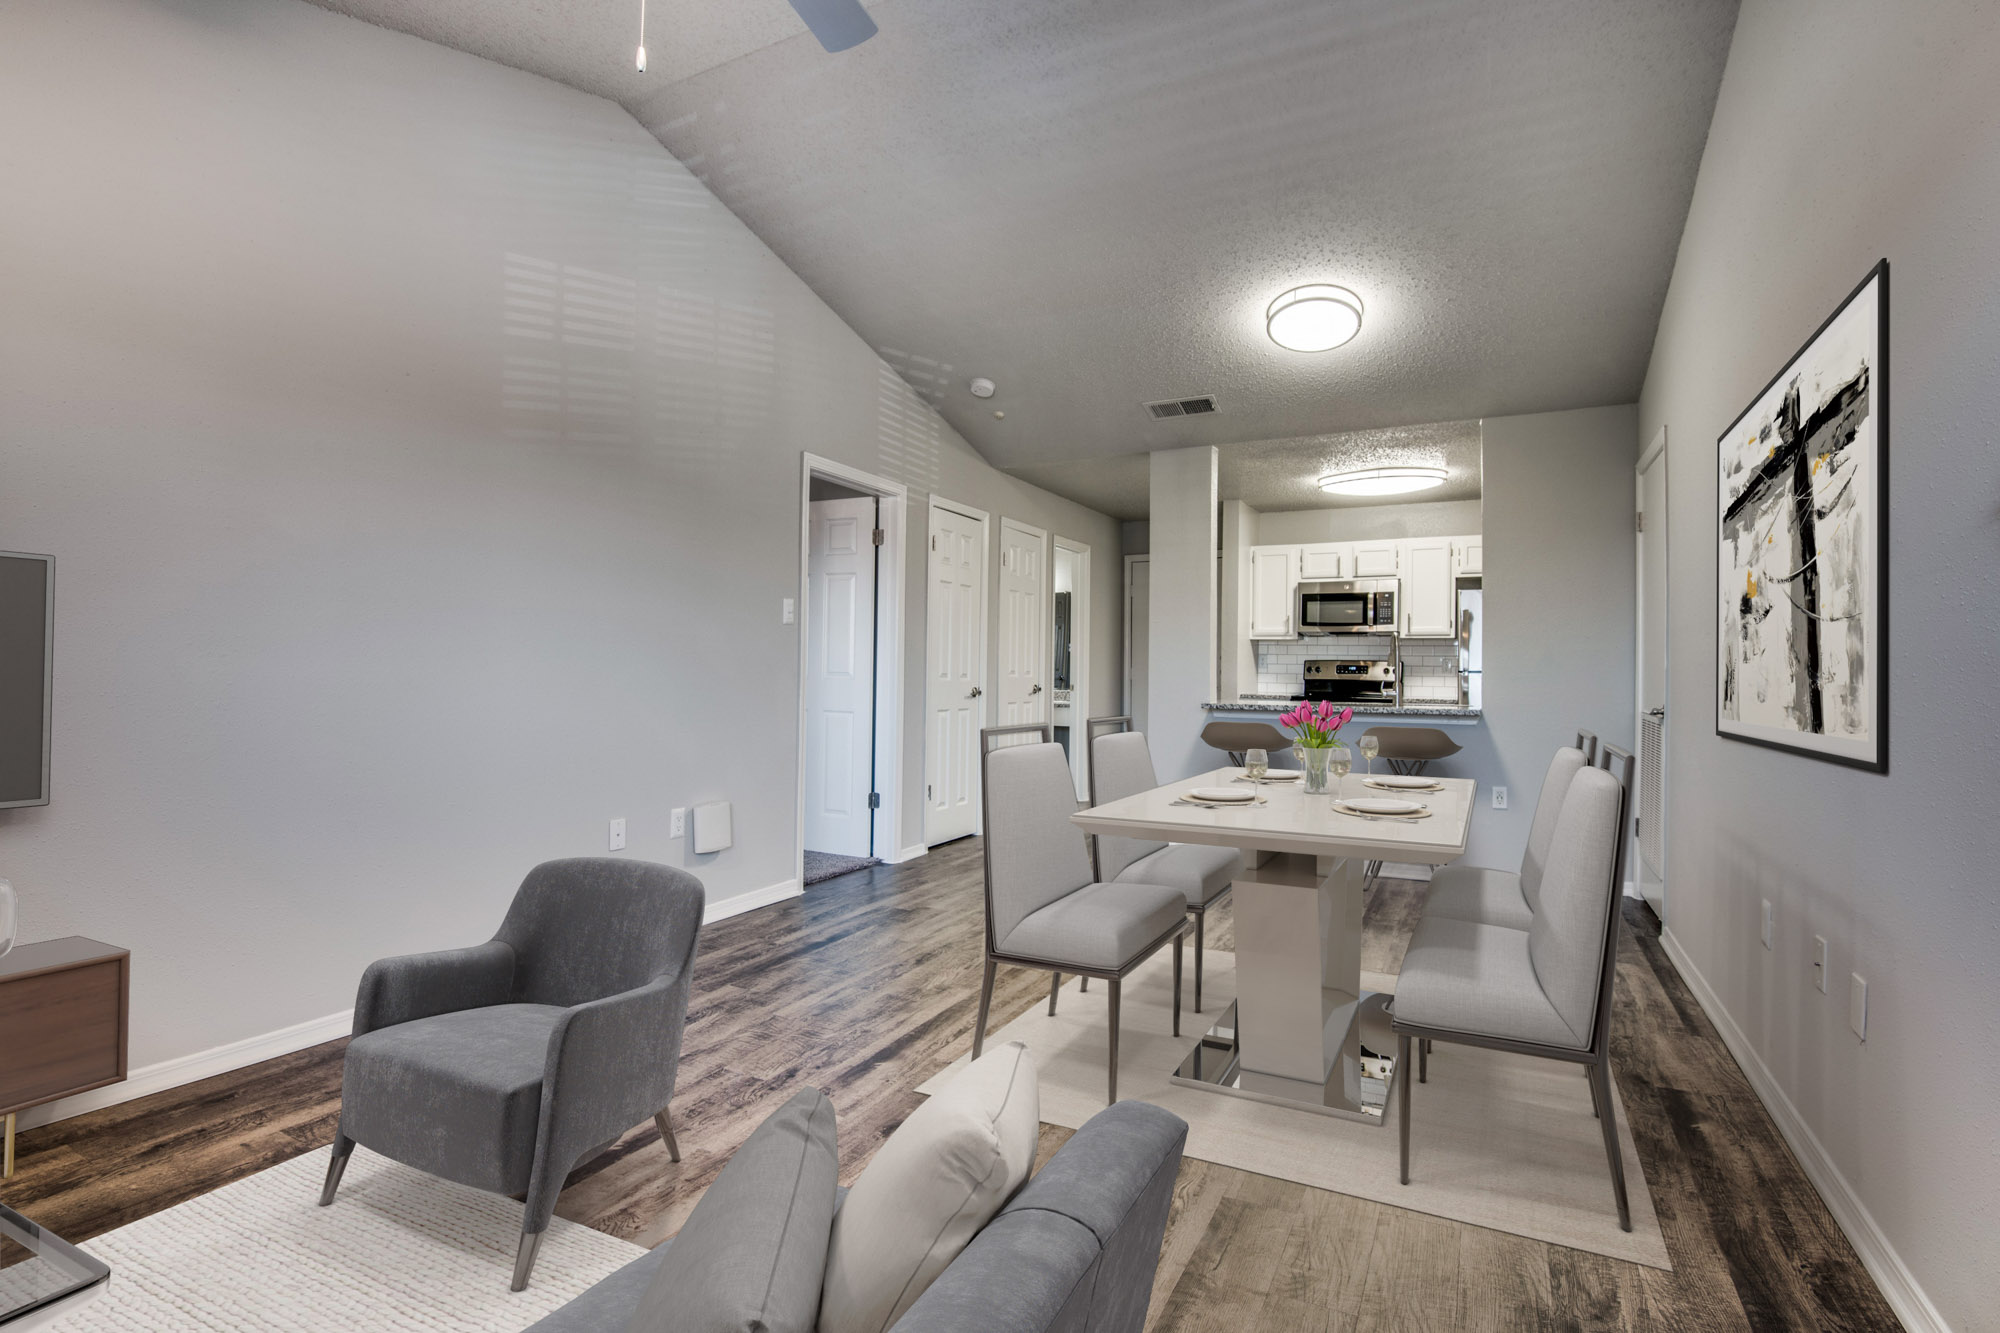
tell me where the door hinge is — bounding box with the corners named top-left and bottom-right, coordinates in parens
top-left (1633, 816), bottom-right (1642, 838)
top-left (927, 783), bottom-right (933, 800)
top-left (931, 535), bottom-right (937, 551)
top-left (1636, 510), bottom-right (1645, 533)
top-left (867, 791), bottom-right (881, 809)
top-left (873, 528), bottom-right (885, 546)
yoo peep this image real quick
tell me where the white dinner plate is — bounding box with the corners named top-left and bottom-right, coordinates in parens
top-left (1242, 769), bottom-right (1301, 781)
top-left (1365, 775), bottom-right (1441, 790)
top-left (1341, 796), bottom-right (1426, 815)
top-left (1188, 786), bottom-right (1258, 803)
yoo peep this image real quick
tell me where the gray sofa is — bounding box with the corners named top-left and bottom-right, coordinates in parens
top-left (524, 1100), bottom-right (1189, 1333)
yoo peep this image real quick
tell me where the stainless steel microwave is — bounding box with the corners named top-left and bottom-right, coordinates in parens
top-left (1297, 578), bottom-right (1398, 635)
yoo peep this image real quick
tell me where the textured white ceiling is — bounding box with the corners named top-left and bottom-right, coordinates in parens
top-left (1008, 420), bottom-right (1482, 521)
top-left (303, 0), bottom-right (1737, 486)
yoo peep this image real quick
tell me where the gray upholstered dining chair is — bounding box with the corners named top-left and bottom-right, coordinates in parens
top-left (1391, 747), bottom-right (1635, 1231)
top-left (1420, 743), bottom-right (1589, 932)
top-left (1088, 717), bottom-right (1242, 1013)
top-left (975, 724), bottom-right (1187, 1104)
top-left (320, 857), bottom-right (705, 1289)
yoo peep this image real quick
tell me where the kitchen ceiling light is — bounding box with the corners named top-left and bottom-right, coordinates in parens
top-left (1317, 466), bottom-right (1448, 496)
top-left (1266, 284), bottom-right (1364, 352)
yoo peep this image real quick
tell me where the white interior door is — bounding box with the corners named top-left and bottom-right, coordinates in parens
top-left (804, 497), bottom-right (876, 858)
top-left (1124, 555), bottom-right (1150, 735)
top-left (925, 501), bottom-right (987, 845)
top-left (1053, 538), bottom-right (1090, 799)
top-left (1637, 432), bottom-right (1669, 916)
top-left (998, 519), bottom-right (1048, 728)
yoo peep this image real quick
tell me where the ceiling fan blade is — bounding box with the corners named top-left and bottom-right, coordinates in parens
top-left (787, 0), bottom-right (878, 52)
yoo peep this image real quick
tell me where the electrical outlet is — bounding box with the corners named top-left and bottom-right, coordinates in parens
top-left (670, 807), bottom-right (686, 838)
top-left (1813, 935), bottom-right (1829, 992)
top-left (1849, 973), bottom-right (1868, 1039)
top-left (1491, 785), bottom-right (1508, 810)
top-left (608, 817), bottom-right (626, 851)
top-left (1761, 899), bottom-right (1774, 950)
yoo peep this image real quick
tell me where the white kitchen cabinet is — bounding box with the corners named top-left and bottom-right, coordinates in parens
top-left (1298, 542), bottom-right (1350, 581)
top-left (1351, 541), bottom-right (1400, 578)
top-left (1453, 535), bottom-right (1483, 577)
top-left (1399, 537), bottom-right (1456, 637)
top-left (1248, 545), bottom-right (1299, 639)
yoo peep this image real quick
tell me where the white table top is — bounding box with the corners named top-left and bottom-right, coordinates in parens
top-left (1072, 767), bottom-right (1475, 864)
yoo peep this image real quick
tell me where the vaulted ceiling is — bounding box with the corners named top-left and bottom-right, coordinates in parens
top-left (306, 0), bottom-right (1737, 493)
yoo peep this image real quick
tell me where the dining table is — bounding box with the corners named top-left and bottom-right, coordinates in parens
top-left (1071, 766), bottom-right (1476, 1123)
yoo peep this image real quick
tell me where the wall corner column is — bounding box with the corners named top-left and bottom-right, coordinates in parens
top-left (1148, 447), bottom-right (1219, 780)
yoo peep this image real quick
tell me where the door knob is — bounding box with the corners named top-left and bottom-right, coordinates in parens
top-left (969, 686), bottom-right (983, 698)
top-left (1030, 684), bottom-right (1043, 694)
top-left (1645, 706), bottom-right (1665, 718)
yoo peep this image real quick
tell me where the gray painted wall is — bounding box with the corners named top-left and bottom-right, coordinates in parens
top-left (1638, 2), bottom-right (2000, 1323)
top-left (1254, 498), bottom-right (1485, 545)
top-left (0, 0), bottom-right (1121, 1080)
top-left (1146, 448), bottom-right (1219, 781)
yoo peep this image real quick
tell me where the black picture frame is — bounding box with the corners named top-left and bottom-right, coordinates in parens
top-left (1714, 259), bottom-right (1888, 773)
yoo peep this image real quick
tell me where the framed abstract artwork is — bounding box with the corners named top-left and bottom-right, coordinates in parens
top-left (1716, 260), bottom-right (1888, 772)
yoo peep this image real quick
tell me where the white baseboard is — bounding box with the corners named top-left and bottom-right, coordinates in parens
top-left (884, 843), bottom-right (929, 865)
top-left (16, 1007), bottom-right (355, 1133)
top-left (1659, 929), bottom-right (1950, 1333)
top-left (703, 877), bottom-right (802, 924)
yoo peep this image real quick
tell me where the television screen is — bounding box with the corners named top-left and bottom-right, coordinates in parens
top-left (0, 552), bottom-right (52, 808)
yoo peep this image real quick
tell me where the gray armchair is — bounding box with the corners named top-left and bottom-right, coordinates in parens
top-left (1088, 718), bottom-right (1242, 1013)
top-left (975, 725), bottom-right (1186, 1104)
top-left (319, 857), bottom-right (705, 1289)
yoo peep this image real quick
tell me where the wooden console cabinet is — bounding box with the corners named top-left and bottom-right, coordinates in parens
top-left (0, 937), bottom-right (130, 1177)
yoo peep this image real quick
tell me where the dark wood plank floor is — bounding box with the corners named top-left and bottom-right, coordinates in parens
top-left (5, 840), bottom-right (1901, 1330)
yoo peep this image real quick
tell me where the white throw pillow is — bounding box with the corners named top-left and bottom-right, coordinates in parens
top-left (816, 1042), bottom-right (1039, 1333)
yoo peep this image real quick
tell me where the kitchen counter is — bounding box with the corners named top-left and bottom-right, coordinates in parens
top-left (1205, 696), bottom-right (1482, 721)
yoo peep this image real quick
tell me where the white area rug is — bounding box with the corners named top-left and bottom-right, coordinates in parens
top-left (922, 949), bottom-right (1670, 1270)
top-left (51, 1146), bottom-right (645, 1331)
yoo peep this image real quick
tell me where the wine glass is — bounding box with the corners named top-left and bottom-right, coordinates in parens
top-left (1327, 745), bottom-right (1353, 795)
top-left (1244, 747), bottom-right (1268, 797)
top-left (1359, 734), bottom-right (1380, 782)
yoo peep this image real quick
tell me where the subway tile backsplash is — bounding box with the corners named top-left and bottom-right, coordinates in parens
top-left (1253, 637), bottom-right (1463, 703)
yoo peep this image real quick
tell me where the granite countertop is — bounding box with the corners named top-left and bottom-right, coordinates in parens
top-left (1204, 695), bottom-right (1481, 718)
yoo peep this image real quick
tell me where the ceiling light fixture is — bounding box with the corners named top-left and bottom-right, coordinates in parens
top-left (1266, 284), bottom-right (1364, 352)
top-left (635, 0), bottom-right (647, 70)
top-left (1317, 466), bottom-right (1448, 496)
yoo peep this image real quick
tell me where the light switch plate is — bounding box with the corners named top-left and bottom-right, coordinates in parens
top-left (782, 597), bottom-right (796, 625)
top-left (1761, 899), bottom-right (1774, 950)
top-left (608, 817), bottom-right (626, 852)
top-left (1849, 973), bottom-right (1868, 1039)
top-left (670, 807), bottom-right (686, 838)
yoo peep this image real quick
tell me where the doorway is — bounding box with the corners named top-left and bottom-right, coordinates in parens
top-left (924, 498), bottom-right (988, 845)
top-left (797, 455), bottom-right (906, 888)
top-left (1052, 538), bottom-right (1091, 799)
top-left (1124, 554), bottom-right (1150, 735)
top-left (997, 518), bottom-right (1049, 727)
top-left (1635, 427), bottom-right (1669, 919)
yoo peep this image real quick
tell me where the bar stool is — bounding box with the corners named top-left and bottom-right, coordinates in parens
top-left (1364, 726), bottom-right (1462, 776)
top-left (1200, 720), bottom-right (1291, 767)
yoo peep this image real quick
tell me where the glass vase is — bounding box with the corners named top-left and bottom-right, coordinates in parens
top-left (0, 879), bottom-right (15, 959)
top-left (1294, 745), bottom-right (1333, 794)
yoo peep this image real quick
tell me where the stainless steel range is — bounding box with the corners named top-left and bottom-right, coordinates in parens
top-left (1303, 658), bottom-right (1397, 707)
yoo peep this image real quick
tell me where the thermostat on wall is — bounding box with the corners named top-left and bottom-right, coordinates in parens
top-left (692, 801), bottom-right (733, 854)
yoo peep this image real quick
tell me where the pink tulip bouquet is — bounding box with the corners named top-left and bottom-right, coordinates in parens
top-left (1279, 700), bottom-right (1354, 748)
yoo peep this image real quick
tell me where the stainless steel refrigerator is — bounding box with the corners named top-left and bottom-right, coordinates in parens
top-left (1457, 586), bottom-right (1482, 708)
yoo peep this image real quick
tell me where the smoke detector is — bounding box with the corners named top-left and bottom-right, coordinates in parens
top-left (969, 377), bottom-right (997, 398)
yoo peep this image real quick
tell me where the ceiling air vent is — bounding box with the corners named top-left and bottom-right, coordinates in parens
top-left (1145, 395), bottom-right (1218, 420)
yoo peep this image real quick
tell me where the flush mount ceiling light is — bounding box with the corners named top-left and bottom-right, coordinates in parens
top-left (1317, 465), bottom-right (1448, 496)
top-left (1266, 284), bottom-right (1364, 352)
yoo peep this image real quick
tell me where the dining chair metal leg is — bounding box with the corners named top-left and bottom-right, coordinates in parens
top-left (1106, 977), bottom-right (1122, 1104)
top-left (1588, 1066), bottom-right (1603, 1120)
top-left (1192, 908), bottom-right (1205, 1013)
top-left (1048, 971), bottom-right (1062, 1016)
top-left (972, 958), bottom-right (997, 1059)
top-left (1172, 936), bottom-right (1184, 1038)
top-left (655, 1108), bottom-right (681, 1163)
top-left (1418, 1037), bottom-right (1428, 1083)
top-left (1080, 977), bottom-right (1088, 992)
top-left (1397, 1033), bottom-right (1412, 1185)
top-left (1590, 1057), bottom-right (1633, 1232)
top-left (511, 1224), bottom-right (544, 1292)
